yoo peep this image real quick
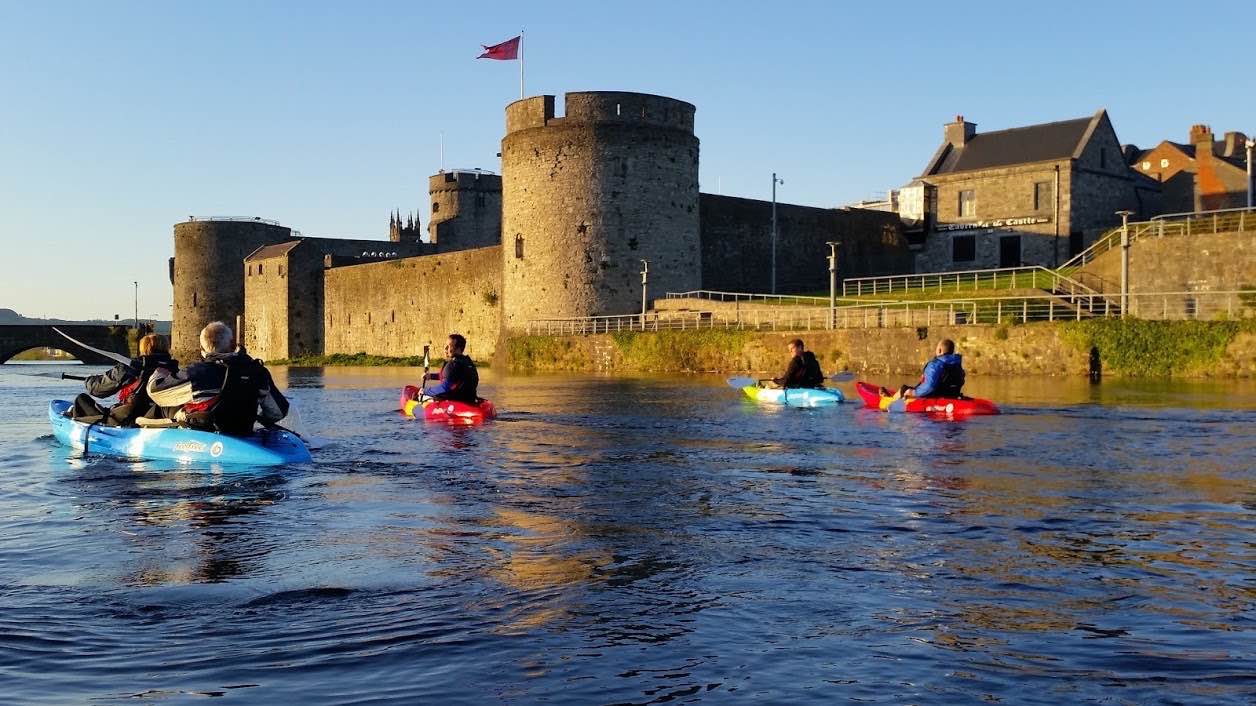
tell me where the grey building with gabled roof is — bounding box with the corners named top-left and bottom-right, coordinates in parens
top-left (911, 110), bottom-right (1160, 273)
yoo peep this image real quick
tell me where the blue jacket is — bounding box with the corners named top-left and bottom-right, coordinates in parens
top-left (914, 353), bottom-right (965, 398)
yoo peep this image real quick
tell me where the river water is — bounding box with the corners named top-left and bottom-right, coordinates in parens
top-left (2, 362), bottom-right (1253, 705)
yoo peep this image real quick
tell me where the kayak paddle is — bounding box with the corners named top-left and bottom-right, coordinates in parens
top-left (726, 376), bottom-right (756, 389)
top-left (61, 373), bottom-right (88, 381)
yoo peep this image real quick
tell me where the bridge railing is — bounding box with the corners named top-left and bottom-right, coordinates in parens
top-left (523, 290), bottom-right (1255, 335)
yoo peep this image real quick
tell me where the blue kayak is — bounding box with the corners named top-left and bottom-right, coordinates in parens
top-left (48, 400), bottom-right (311, 466)
top-left (742, 386), bottom-right (844, 407)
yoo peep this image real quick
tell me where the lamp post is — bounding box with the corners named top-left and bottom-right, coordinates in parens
top-left (1246, 136), bottom-right (1254, 209)
top-left (1116, 210), bottom-right (1132, 319)
top-left (826, 241), bottom-right (840, 330)
top-left (771, 173), bottom-right (784, 294)
top-left (133, 281), bottom-right (139, 333)
top-left (639, 259), bottom-right (649, 327)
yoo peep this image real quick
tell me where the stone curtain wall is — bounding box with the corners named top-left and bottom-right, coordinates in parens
top-left (500, 92), bottom-right (701, 330)
top-left (322, 246), bottom-right (503, 359)
top-left (172, 220), bottom-right (291, 360)
top-left (699, 195), bottom-right (911, 293)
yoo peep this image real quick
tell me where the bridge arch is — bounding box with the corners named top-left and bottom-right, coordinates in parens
top-left (0, 325), bottom-right (131, 365)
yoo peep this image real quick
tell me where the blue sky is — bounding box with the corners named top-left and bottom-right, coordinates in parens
top-left (2, 0), bottom-right (1252, 319)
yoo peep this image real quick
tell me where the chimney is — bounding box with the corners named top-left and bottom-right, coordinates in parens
top-left (1189, 124), bottom-right (1214, 155)
top-left (1222, 131), bottom-right (1248, 158)
top-left (944, 114), bottom-right (976, 147)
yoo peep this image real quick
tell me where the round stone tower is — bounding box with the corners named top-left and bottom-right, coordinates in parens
top-left (500, 91), bottom-right (700, 329)
top-left (428, 170), bottom-right (503, 252)
top-left (171, 218), bottom-right (292, 359)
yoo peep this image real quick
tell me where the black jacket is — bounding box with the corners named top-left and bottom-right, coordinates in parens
top-left (84, 354), bottom-right (179, 425)
top-left (774, 351), bottom-right (825, 389)
top-left (426, 354), bottom-right (479, 403)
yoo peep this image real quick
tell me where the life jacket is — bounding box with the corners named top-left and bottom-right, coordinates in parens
top-left (108, 355), bottom-right (178, 426)
top-left (801, 351), bottom-right (825, 388)
top-left (181, 353), bottom-right (277, 436)
top-left (433, 355), bottom-right (479, 403)
top-left (922, 357), bottom-right (965, 398)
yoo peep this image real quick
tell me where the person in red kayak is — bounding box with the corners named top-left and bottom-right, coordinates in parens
top-left (424, 333), bottom-right (480, 403)
top-left (769, 338), bottom-right (825, 389)
top-left (886, 338), bottom-right (965, 399)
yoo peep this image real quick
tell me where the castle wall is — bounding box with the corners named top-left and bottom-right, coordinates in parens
top-left (699, 195), bottom-right (912, 293)
top-left (500, 92), bottom-right (701, 330)
top-left (429, 171), bottom-right (502, 252)
top-left (172, 219), bottom-right (291, 359)
top-left (322, 246), bottom-right (503, 359)
top-left (242, 250), bottom-right (293, 361)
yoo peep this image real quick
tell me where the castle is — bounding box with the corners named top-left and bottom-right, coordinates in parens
top-left (170, 91), bottom-right (911, 362)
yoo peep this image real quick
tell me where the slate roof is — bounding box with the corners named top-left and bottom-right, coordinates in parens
top-left (244, 240), bottom-right (302, 261)
top-left (924, 111), bottom-right (1104, 176)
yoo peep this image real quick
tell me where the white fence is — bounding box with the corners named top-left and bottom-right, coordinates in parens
top-left (523, 291), bottom-right (1256, 335)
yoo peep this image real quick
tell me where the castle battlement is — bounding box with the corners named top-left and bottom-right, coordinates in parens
top-left (505, 92), bottom-right (696, 135)
top-left (428, 170), bottom-right (502, 194)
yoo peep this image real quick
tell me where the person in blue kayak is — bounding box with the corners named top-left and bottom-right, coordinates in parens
top-left (147, 321), bottom-right (289, 436)
top-left (887, 338), bottom-right (966, 399)
top-left (68, 333), bottom-right (179, 425)
top-left (769, 338), bottom-right (825, 389)
top-left (423, 333), bottom-right (480, 403)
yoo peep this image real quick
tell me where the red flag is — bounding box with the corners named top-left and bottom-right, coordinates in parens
top-left (478, 35), bottom-right (520, 60)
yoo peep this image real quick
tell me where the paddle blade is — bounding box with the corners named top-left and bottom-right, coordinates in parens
top-left (830, 371), bottom-right (855, 382)
top-left (726, 376), bottom-right (756, 389)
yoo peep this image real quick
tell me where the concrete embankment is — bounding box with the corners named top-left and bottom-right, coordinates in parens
top-left (506, 320), bottom-right (1256, 378)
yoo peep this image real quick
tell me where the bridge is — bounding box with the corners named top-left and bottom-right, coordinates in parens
top-left (0, 325), bottom-right (131, 364)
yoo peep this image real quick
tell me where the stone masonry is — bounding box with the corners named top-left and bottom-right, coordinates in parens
top-left (500, 92), bottom-right (702, 330)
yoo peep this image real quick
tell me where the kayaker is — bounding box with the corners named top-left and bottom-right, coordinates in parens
top-left (769, 338), bottom-right (825, 389)
top-left (68, 333), bottom-right (179, 425)
top-left (147, 321), bottom-right (289, 436)
top-left (887, 339), bottom-right (966, 399)
top-left (423, 333), bottom-right (480, 403)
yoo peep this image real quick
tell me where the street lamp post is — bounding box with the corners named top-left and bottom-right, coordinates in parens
top-left (1246, 136), bottom-right (1254, 209)
top-left (639, 259), bottom-right (649, 327)
top-left (826, 241), bottom-right (840, 330)
top-left (771, 173), bottom-right (784, 294)
top-left (133, 281), bottom-right (139, 333)
top-left (1116, 210), bottom-right (1132, 319)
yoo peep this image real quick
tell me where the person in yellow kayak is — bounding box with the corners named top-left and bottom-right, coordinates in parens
top-left (768, 338), bottom-right (825, 389)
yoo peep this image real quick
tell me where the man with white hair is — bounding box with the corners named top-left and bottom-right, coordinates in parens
top-left (148, 321), bottom-right (288, 436)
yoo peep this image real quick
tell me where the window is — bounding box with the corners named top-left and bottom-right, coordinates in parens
top-left (514, 234), bottom-right (524, 259)
top-left (248, 265), bottom-right (252, 276)
top-left (958, 189), bottom-right (975, 218)
top-left (278, 264), bottom-right (284, 276)
top-left (432, 202), bottom-right (440, 213)
top-left (952, 235), bottom-right (976, 262)
top-left (258, 263), bottom-right (263, 274)
top-left (192, 292), bottom-right (197, 307)
top-left (1160, 158), bottom-right (1169, 168)
top-left (1033, 181), bottom-right (1052, 211)
top-left (1142, 161), bottom-right (1150, 170)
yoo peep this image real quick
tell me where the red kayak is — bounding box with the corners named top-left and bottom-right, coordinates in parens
top-left (855, 381), bottom-right (1000, 416)
top-left (400, 385), bottom-right (496, 425)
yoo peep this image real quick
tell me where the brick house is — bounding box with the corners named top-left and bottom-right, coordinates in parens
top-left (911, 111), bottom-right (1158, 272)
top-left (1129, 125), bottom-right (1251, 214)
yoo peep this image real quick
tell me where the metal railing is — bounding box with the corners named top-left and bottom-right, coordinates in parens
top-left (524, 291), bottom-right (1255, 335)
top-left (186, 216), bottom-right (283, 226)
top-left (664, 289), bottom-right (888, 306)
top-left (840, 265), bottom-right (1104, 300)
top-left (1061, 207), bottom-right (1256, 270)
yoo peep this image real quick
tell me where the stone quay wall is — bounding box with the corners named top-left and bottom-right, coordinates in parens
top-left (322, 246), bottom-right (503, 360)
top-left (1080, 228), bottom-right (1256, 295)
top-left (500, 92), bottom-right (702, 330)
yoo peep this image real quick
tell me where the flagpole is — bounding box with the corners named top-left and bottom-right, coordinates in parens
top-left (519, 30), bottom-right (525, 99)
